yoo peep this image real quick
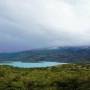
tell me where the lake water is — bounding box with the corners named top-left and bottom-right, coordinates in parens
top-left (0, 61), bottom-right (66, 68)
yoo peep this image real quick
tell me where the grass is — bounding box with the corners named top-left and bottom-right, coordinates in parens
top-left (0, 64), bottom-right (90, 90)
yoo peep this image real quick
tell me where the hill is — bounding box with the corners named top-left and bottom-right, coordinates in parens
top-left (0, 46), bottom-right (90, 63)
top-left (0, 64), bottom-right (90, 90)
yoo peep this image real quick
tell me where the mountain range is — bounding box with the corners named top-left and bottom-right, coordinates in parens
top-left (0, 46), bottom-right (90, 63)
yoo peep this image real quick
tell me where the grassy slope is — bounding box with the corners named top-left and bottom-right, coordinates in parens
top-left (0, 64), bottom-right (90, 90)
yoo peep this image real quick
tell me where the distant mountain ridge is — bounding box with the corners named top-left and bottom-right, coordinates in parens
top-left (0, 46), bottom-right (90, 63)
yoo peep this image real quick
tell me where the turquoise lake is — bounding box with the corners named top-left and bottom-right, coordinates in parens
top-left (0, 61), bottom-right (66, 68)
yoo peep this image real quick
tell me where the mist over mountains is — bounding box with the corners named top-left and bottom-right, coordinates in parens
top-left (0, 46), bottom-right (90, 63)
top-left (0, 0), bottom-right (90, 52)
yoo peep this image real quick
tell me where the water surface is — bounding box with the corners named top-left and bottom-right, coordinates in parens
top-left (0, 61), bottom-right (66, 68)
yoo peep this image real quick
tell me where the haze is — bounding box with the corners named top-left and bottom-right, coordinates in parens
top-left (0, 0), bottom-right (90, 52)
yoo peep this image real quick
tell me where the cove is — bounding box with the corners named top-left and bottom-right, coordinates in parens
top-left (0, 61), bottom-right (66, 68)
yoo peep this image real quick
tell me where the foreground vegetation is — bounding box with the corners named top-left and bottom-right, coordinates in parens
top-left (0, 64), bottom-right (90, 90)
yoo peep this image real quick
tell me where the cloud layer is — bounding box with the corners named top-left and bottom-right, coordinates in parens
top-left (0, 0), bottom-right (90, 52)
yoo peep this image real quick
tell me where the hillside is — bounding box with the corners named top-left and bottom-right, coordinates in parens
top-left (0, 47), bottom-right (90, 63)
top-left (0, 64), bottom-right (90, 90)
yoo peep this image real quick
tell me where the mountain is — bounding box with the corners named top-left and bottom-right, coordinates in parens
top-left (0, 46), bottom-right (90, 63)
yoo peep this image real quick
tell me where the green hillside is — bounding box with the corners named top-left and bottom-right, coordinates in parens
top-left (0, 64), bottom-right (90, 90)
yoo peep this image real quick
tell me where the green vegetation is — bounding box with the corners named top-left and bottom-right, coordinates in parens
top-left (0, 64), bottom-right (90, 90)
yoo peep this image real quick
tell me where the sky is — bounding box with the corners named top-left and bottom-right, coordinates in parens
top-left (0, 0), bottom-right (90, 52)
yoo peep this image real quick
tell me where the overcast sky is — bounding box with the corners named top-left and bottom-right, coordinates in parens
top-left (0, 0), bottom-right (90, 52)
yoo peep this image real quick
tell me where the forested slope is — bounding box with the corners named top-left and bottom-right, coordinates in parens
top-left (0, 47), bottom-right (90, 63)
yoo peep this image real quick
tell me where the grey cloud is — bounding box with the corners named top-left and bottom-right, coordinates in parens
top-left (0, 0), bottom-right (90, 52)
